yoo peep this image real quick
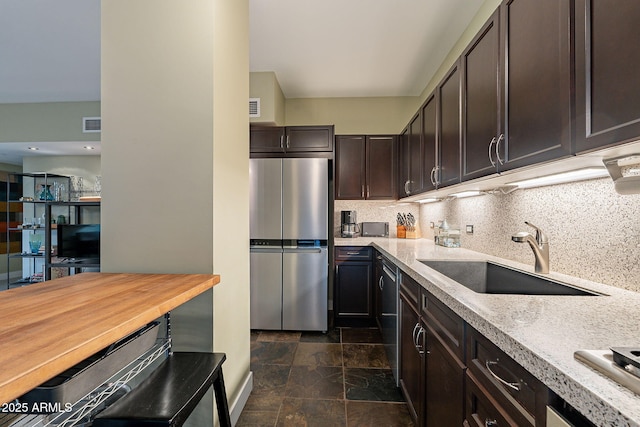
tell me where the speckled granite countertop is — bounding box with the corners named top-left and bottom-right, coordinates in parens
top-left (335, 237), bottom-right (640, 427)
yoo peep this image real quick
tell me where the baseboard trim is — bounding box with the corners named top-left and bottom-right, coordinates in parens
top-left (228, 370), bottom-right (253, 425)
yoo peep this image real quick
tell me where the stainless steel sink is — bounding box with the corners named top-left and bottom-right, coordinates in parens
top-left (420, 260), bottom-right (600, 296)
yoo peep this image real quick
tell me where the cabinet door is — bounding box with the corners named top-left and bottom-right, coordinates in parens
top-left (285, 126), bottom-right (334, 152)
top-left (425, 325), bottom-right (465, 427)
top-left (408, 111), bottom-right (424, 195)
top-left (422, 93), bottom-right (438, 191)
top-left (462, 10), bottom-right (501, 181)
top-left (374, 253), bottom-right (384, 330)
top-left (500, 0), bottom-right (572, 169)
top-left (335, 261), bottom-right (373, 320)
top-left (399, 296), bottom-right (424, 424)
top-left (250, 126), bottom-right (286, 153)
top-left (366, 136), bottom-right (397, 200)
top-left (398, 127), bottom-right (410, 197)
top-left (438, 62), bottom-right (462, 188)
top-left (575, 0), bottom-right (640, 152)
top-left (335, 136), bottom-right (366, 200)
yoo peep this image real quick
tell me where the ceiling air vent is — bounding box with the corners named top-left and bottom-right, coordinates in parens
top-left (83, 117), bottom-right (101, 133)
top-left (249, 98), bottom-right (261, 118)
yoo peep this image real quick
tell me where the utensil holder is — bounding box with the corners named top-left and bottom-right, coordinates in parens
top-left (397, 225), bottom-right (406, 238)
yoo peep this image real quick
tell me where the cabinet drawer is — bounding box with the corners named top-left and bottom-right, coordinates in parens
top-left (335, 246), bottom-right (372, 261)
top-left (466, 327), bottom-right (547, 426)
top-left (422, 292), bottom-right (465, 362)
top-left (465, 369), bottom-right (520, 427)
top-left (399, 271), bottom-right (421, 312)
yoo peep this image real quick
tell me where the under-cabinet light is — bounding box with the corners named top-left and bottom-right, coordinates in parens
top-left (450, 190), bottom-right (484, 199)
top-left (507, 168), bottom-right (609, 189)
top-left (84, 145), bottom-right (95, 150)
top-left (417, 197), bottom-right (440, 204)
top-left (27, 147), bottom-right (39, 151)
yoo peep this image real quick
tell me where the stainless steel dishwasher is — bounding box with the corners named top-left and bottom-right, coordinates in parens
top-left (380, 257), bottom-right (399, 385)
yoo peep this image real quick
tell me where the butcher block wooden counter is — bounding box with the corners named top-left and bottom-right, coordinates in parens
top-left (0, 272), bottom-right (220, 405)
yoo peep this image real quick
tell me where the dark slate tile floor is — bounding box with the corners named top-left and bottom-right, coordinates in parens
top-left (237, 327), bottom-right (414, 427)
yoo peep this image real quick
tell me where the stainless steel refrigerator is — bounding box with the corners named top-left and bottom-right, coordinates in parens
top-left (250, 158), bottom-right (328, 331)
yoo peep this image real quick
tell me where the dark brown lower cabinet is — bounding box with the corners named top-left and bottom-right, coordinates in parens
top-left (334, 247), bottom-right (374, 327)
top-left (425, 325), bottom-right (465, 427)
top-left (466, 326), bottom-right (548, 426)
top-left (399, 292), bottom-right (424, 423)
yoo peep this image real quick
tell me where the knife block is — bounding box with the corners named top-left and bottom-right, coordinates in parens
top-left (405, 228), bottom-right (421, 239)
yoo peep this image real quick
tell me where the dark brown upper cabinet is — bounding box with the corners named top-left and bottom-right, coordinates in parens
top-left (575, 0), bottom-right (640, 153)
top-left (499, 0), bottom-right (573, 170)
top-left (462, 10), bottom-right (501, 181)
top-left (399, 112), bottom-right (425, 197)
top-left (250, 125), bottom-right (334, 156)
top-left (438, 61), bottom-right (462, 188)
top-left (462, 1), bottom-right (572, 181)
top-left (421, 92), bottom-right (438, 191)
top-left (335, 135), bottom-right (397, 200)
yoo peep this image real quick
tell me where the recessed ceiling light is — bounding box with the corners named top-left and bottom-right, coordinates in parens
top-left (27, 147), bottom-right (39, 151)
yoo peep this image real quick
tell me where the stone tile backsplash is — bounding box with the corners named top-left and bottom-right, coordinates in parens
top-left (334, 200), bottom-right (420, 238)
top-left (335, 178), bottom-right (640, 293)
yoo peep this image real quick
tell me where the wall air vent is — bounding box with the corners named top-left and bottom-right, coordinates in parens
top-left (83, 117), bottom-right (101, 133)
top-left (249, 98), bottom-right (261, 118)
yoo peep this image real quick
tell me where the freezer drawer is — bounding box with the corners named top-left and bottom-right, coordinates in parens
top-left (282, 247), bottom-right (328, 331)
top-left (250, 249), bottom-right (283, 330)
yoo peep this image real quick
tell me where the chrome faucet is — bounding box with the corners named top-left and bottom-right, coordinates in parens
top-left (511, 221), bottom-right (549, 274)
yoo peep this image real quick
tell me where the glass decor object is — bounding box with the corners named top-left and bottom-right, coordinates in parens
top-left (39, 184), bottom-right (55, 201)
top-left (28, 233), bottom-right (43, 254)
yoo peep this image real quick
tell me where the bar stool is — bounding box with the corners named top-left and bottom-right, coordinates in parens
top-left (92, 352), bottom-right (231, 427)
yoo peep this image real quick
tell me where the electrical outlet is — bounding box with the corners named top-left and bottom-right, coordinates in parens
top-left (466, 225), bottom-right (474, 234)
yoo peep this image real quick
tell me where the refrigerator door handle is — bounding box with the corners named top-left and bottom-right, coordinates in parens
top-left (284, 248), bottom-right (324, 253)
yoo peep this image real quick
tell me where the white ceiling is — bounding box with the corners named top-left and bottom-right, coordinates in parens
top-left (0, 0), bottom-right (484, 162)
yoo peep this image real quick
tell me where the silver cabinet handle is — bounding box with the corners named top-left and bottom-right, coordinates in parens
top-left (404, 180), bottom-right (410, 195)
top-left (485, 420), bottom-right (498, 427)
top-left (430, 166), bottom-right (437, 187)
top-left (416, 326), bottom-right (426, 355)
top-left (495, 134), bottom-right (505, 165)
top-left (412, 322), bottom-right (421, 348)
top-left (485, 360), bottom-right (520, 391)
top-left (366, 185), bottom-right (370, 198)
top-left (488, 136), bottom-right (497, 167)
top-left (361, 185), bottom-right (365, 198)
top-left (378, 276), bottom-right (384, 291)
top-left (346, 251), bottom-right (361, 255)
top-left (286, 135), bottom-right (290, 149)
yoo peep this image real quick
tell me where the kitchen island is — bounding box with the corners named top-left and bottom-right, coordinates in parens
top-left (336, 237), bottom-right (640, 426)
top-left (0, 272), bottom-right (220, 406)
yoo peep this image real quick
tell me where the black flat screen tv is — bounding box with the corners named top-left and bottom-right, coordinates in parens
top-left (57, 224), bottom-right (100, 260)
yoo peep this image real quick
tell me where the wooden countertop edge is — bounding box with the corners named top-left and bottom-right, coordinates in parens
top-left (0, 273), bottom-right (220, 405)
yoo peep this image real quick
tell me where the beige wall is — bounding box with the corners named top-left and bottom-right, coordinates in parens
top-left (285, 96), bottom-right (418, 134)
top-left (212, 0), bottom-right (252, 422)
top-left (101, 1), bottom-right (250, 425)
top-left (0, 102), bottom-right (100, 143)
top-left (249, 72), bottom-right (285, 125)
top-left (417, 0), bottom-right (502, 103)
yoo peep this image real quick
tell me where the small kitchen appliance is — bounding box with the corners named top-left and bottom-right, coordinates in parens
top-left (361, 222), bottom-right (389, 237)
top-left (340, 210), bottom-right (359, 238)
